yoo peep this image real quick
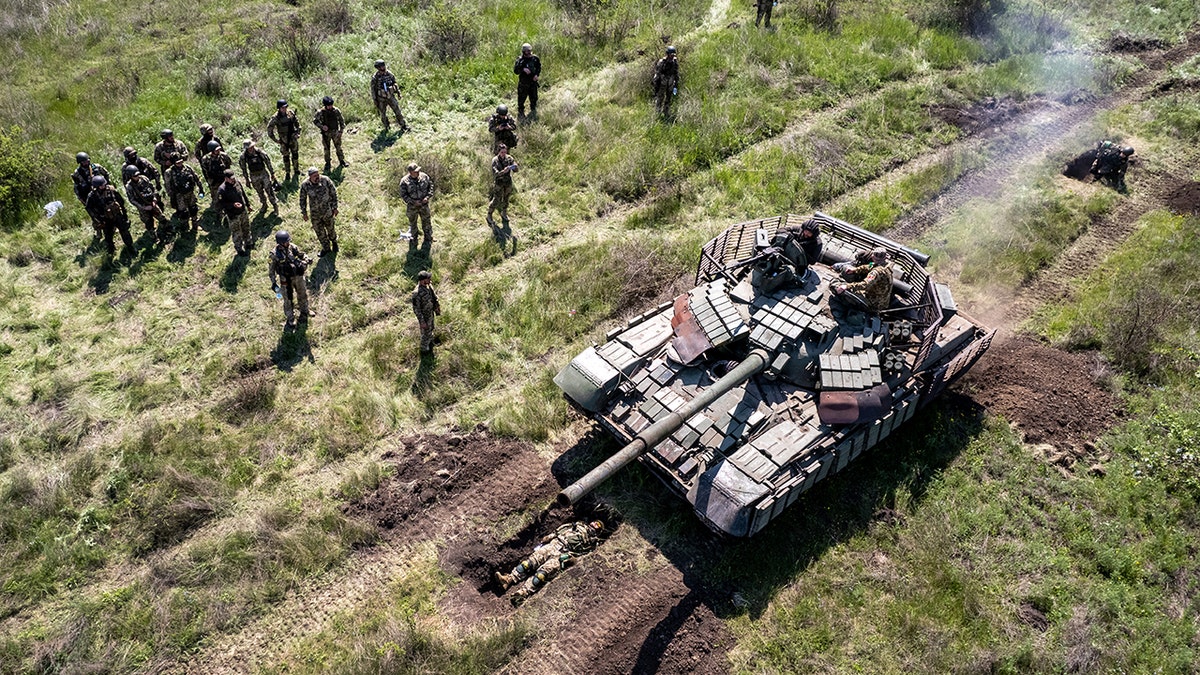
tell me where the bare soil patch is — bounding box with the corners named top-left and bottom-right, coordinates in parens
top-left (1164, 180), bottom-right (1200, 215)
top-left (957, 333), bottom-right (1123, 458)
top-left (929, 96), bottom-right (1050, 136)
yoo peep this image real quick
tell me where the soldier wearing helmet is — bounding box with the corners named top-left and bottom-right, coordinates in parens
top-left (495, 520), bottom-right (608, 606)
top-left (193, 123), bottom-right (223, 164)
top-left (487, 142), bottom-right (518, 229)
top-left (833, 247), bottom-right (893, 312)
top-left (267, 100), bottom-right (303, 180)
top-left (217, 169), bottom-right (253, 257)
top-left (268, 230), bottom-right (314, 329)
top-left (399, 162), bottom-right (435, 250)
top-left (153, 129), bottom-right (189, 172)
top-left (487, 103), bottom-right (518, 153)
top-left (200, 140), bottom-right (233, 195)
top-left (71, 151), bottom-right (110, 209)
top-left (298, 167), bottom-right (340, 256)
top-left (238, 139), bottom-right (279, 213)
top-left (122, 164), bottom-right (171, 238)
top-left (653, 45), bottom-right (681, 118)
top-left (513, 42), bottom-right (541, 123)
top-left (370, 59), bottom-right (409, 133)
top-left (164, 153), bottom-right (203, 232)
top-left (312, 94), bottom-right (347, 170)
top-left (411, 269), bottom-right (441, 354)
top-left (1091, 140), bottom-right (1135, 193)
top-left (85, 173), bottom-right (136, 256)
top-left (121, 147), bottom-right (162, 193)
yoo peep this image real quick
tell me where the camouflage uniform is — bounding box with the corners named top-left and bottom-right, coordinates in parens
top-left (239, 143), bottom-right (278, 211)
top-left (513, 47), bottom-right (541, 121)
top-left (85, 184), bottom-right (136, 254)
top-left (504, 522), bottom-right (601, 599)
top-left (194, 131), bottom-right (224, 164)
top-left (72, 162), bottom-right (110, 216)
top-left (1092, 140), bottom-right (1131, 192)
top-left (411, 277), bottom-right (440, 352)
top-left (488, 112), bottom-right (519, 152)
top-left (370, 67), bottom-right (407, 131)
top-left (399, 169), bottom-right (435, 247)
top-left (652, 53), bottom-right (680, 117)
top-left (838, 256), bottom-right (893, 312)
top-left (122, 154), bottom-right (161, 192)
top-left (268, 242), bottom-right (312, 325)
top-left (313, 105), bottom-right (347, 168)
top-left (200, 150), bottom-right (233, 195)
top-left (755, 0), bottom-right (773, 27)
top-left (217, 176), bottom-right (252, 255)
top-left (165, 160), bottom-right (202, 230)
top-left (124, 173), bottom-right (170, 233)
top-left (154, 138), bottom-right (189, 172)
top-left (298, 173), bottom-right (339, 252)
top-left (488, 151), bottom-right (518, 225)
top-left (267, 107), bottom-right (302, 178)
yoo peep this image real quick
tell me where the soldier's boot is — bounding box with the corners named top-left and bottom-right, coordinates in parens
top-left (494, 572), bottom-right (515, 589)
top-left (510, 587), bottom-right (533, 606)
top-left (337, 150), bottom-right (348, 167)
top-left (324, 161), bottom-right (332, 173)
top-left (486, 214), bottom-right (496, 228)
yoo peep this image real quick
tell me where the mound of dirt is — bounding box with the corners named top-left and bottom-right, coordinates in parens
top-left (1106, 32), bottom-right (1168, 53)
top-left (929, 96), bottom-right (1048, 135)
top-left (957, 334), bottom-right (1123, 457)
top-left (1164, 181), bottom-right (1200, 214)
top-left (1062, 149), bottom-right (1098, 180)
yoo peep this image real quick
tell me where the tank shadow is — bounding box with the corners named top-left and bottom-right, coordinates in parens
top-left (549, 391), bottom-right (986, 622)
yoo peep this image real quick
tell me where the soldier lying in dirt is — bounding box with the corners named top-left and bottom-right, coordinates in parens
top-left (495, 520), bottom-right (607, 606)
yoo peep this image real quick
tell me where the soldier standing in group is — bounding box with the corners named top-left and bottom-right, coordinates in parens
top-left (495, 520), bottom-right (606, 606)
top-left (122, 165), bottom-right (170, 238)
top-left (165, 154), bottom-right (202, 232)
top-left (267, 99), bottom-right (302, 180)
top-left (122, 147), bottom-right (161, 193)
top-left (411, 270), bottom-right (440, 353)
top-left (399, 162), bottom-right (435, 250)
top-left (313, 95), bottom-right (348, 171)
top-left (153, 129), bottom-right (189, 173)
top-left (513, 43), bottom-right (541, 123)
top-left (298, 167), bottom-right (339, 256)
top-left (755, 0), bottom-right (775, 27)
top-left (652, 46), bottom-right (680, 118)
top-left (239, 139), bottom-right (279, 213)
top-left (217, 170), bottom-right (253, 257)
top-left (833, 247), bottom-right (893, 312)
top-left (84, 175), bottom-right (136, 256)
top-left (193, 123), bottom-right (223, 163)
top-left (200, 141), bottom-right (233, 196)
top-left (268, 230), bottom-right (313, 329)
top-left (488, 104), bottom-right (518, 152)
top-left (72, 153), bottom-right (110, 231)
top-left (371, 60), bottom-right (409, 133)
top-left (487, 143), bottom-right (518, 228)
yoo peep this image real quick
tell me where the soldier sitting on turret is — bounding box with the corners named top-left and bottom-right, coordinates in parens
top-left (832, 247), bottom-right (893, 312)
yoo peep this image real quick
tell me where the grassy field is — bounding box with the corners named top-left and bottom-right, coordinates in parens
top-left (2, 0), bottom-right (1200, 671)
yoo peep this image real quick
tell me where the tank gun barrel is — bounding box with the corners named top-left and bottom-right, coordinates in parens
top-left (557, 349), bottom-right (771, 507)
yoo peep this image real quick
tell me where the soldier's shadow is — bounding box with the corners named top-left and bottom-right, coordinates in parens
top-left (87, 253), bottom-right (119, 295)
top-left (166, 224), bottom-right (199, 264)
top-left (411, 350), bottom-right (436, 398)
top-left (370, 131), bottom-right (401, 153)
top-left (75, 234), bottom-right (106, 268)
top-left (404, 246), bottom-right (431, 276)
top-left (309, 254), bottom-right (338, 294)
top-left (251, 211), bottom-right (282, 242)
top-left (200, 210), bottom-right (231, 253)
top-left (490, 221), bottom-right (518, 258)
top-left (276, 178), bottom-right (299, 201)
top-left (271, 321), bottom-right (314, 371)
top-left (221, 255), bottom-right (249, 293)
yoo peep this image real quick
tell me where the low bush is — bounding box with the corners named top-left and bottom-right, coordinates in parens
top-left (420, 5), bottom-right (478, 63)
top-left (0, 126), bottom-right (56, 230)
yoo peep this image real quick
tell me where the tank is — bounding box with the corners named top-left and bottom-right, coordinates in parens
top-left (554, 213), bottom-right (994, 537)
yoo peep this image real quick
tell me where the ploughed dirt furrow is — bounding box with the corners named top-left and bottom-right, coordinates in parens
top-left (887, 32), bottom-right (1200, 245)
top-left (174, 435), bottom-right (555, 674)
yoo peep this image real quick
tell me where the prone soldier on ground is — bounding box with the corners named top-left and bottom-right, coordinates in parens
top-left (652, 46), bottom-right (680, 119)
top-left (268, 230), bottom-right (314, 329)
top-left (193, 123), bottom-right (223, 164)
top-left (370, 60), bottom-right (409, 133)
top-left (411, 269), bottom-right (440, 354)
top-left (239, 139), bottom-right (279, 213)
top-left (313, 95), bottom-right (349, 171)
top-left (487, 143), bottom-right (518, 228)
top-left (488, 104), bottom-right (518, 152)
top-left (832, 247), bottom-right (893, 312)
top-left (298, 167), bottom-right (339, 256)
top-left (513, 43), bottom-right (541, 123)
top-left (267, 99), bottom-right (303, 180)
top-left (200, 140), bottom-right (233, 196)
top-left (72, 152), bottom-right (110, 230)
top-left (165, 154), bottom-right (202, 232)
top-left (399, 162), bottom-right (435, 250)
top-left (217, 169), bottom-right (253, 257)
top-left (495, 520), bottom-right (606, 606)
top-left (85, 175), bottom-right (137, 256)
top-left (153, 129), bottom-right (189, 173)
top-left (122, 165), bottom-right (171, 238)
top-left (122, 147), bottom-right (162, 193)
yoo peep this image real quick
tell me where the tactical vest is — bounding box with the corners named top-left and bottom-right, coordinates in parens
top-left (276, 111), bottom-right (300, 137)
top-left (171, 167), bottom-right (196, 192)
top-left (244, 149), bottom-right (267, 173)
top-left (131, 177), bottom-right (156, 203)
top-left (93, 188), bottom-right (124, 222)
top-left (273, 247), bottom-right (306, 277)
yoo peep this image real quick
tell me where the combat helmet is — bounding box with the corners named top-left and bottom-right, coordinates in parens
top-left (417, 270), bottom-right (432, 281)
top-left (275, 230), bottom-right (291, 245)
top-left (90, 175), bottom-right (107, 188)
top-left (199, 123), bottom-right (214, 134)
top-left (322, 95), bottom-right (334, 105)
top-left (161, 129), bottom-right (174, 138)
top-left (374, 59), bottom-right (386, 68)
top-left (666, 45), bottom-right (677, 54)
top-left (75, 152), bottom-right (90, 164)
top-left (496, 104), bottom-right (509, 115)
top-left (277, 99), bottom-right (288, 109)
top-left (207, 140), bottom-right (221, 152)
top-left (1121, 146), bottom-right (1135, 156)
top-left (122, 165), bottom-right (139, 181)
top-left (123, 146), bottom-right (137, 160)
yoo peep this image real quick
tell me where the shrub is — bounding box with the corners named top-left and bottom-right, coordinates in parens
top-left (0, 126), bottom-right (56, 230)
top-left (420, 5), bottom-right (478, 62)
top-left (194, 61), bottom-right (227, 98)
top-left (309, 0), bottom-right (353, 36)
top-left (281, 20), bottom-right (326, 78)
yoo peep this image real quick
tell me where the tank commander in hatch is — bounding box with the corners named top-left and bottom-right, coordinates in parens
top-left (832, 247), bottom-right (893, 312)
top-left (495, 520), bottom-right (606, 606)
